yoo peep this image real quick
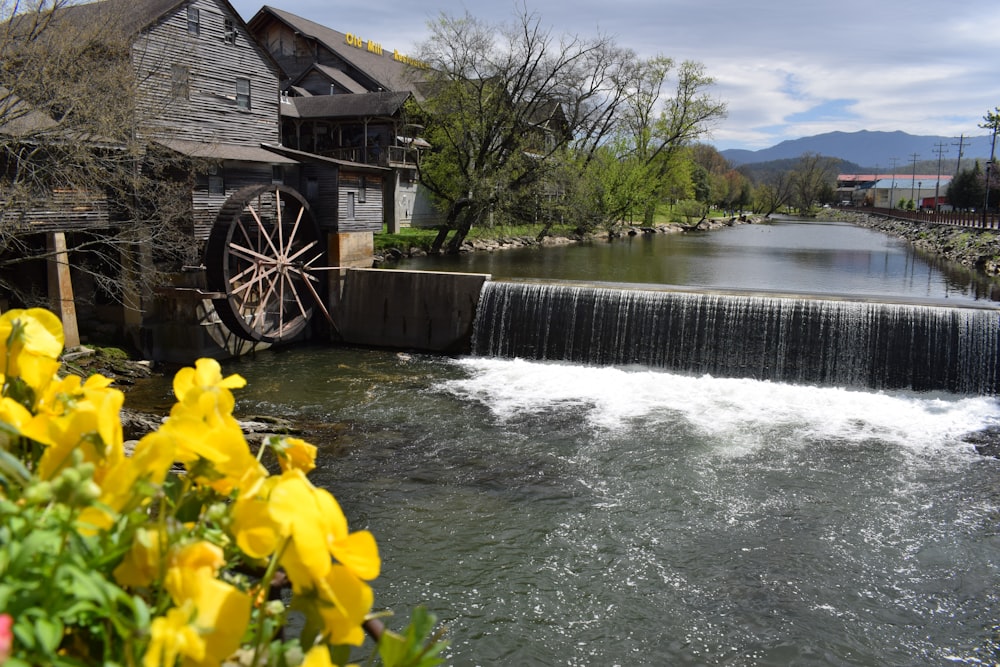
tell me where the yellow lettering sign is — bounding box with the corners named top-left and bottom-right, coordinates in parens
top-left (393, 50), bottom-right (428, 69)
top-left (343, 33), bottom-right (425, 66)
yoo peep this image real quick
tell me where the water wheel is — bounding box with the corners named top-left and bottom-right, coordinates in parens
top-left (205, 184), bottom-right (333, 343)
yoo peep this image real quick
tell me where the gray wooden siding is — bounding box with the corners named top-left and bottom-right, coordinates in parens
top-left (338, 172), bottom-right (383, 232)
top-left (132, 0), bottom-right (281, 147)
top-left (0, 189), bottom-right (110, 232)
top-left (255, 22), bottom-right (317, 82)
top-left (297, 165), bottom-right (340, 230)
top-left (192, 163), bottom-right (277, 239)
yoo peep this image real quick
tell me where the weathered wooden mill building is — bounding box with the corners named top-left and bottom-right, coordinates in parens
top-left (0, 0), bottom-right (400, 361)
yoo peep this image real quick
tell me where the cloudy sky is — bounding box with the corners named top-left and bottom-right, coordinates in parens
top-left (230, 0), bottom-right (1000, 151)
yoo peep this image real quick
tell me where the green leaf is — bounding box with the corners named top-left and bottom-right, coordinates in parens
top-left (378, 607), bottom-right (448, 667)
top-left (61, 563), bottom-right (111, 605)
top-left (0, 447), bottom-right (31, 485)
top-left (12, 617), bottom-right (36, 650)
top-left (378, 630), bottom-right (408, 666)
top-left (34, 616), bottom-right (63, 653)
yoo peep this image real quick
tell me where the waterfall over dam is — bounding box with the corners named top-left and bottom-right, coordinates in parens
top-left (470, 280), bottom-right (1000, 395)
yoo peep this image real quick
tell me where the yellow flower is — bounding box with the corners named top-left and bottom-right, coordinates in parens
top-left (163, 541), bottom-right (251, 666)
top-left (264, 470), bottom-right (380, 584)
top-left (0, 396), bottom-right (37, 437)
top-left (231, 470), bottom-right (380, 646)
top-left (113, 528), bottom-right (163, 588)
top-left (230, 490), bottom-right (281, 560)
top-left (0, 308), bottom-right (63, 359)
top-left (25, 374), bottom-right (125, 481)
top-left (301, 645), bottom-right (333, 667)
top-left (171, 358), bottom-right (245, 417)
top-left (78, 430), bottom-right (177, 532)
top-left (312, 564), bottom-right (375, 646)
top-left (160, 414), bottom-right (266, 496)
top-left (0, 308), bottom-right (63, 394)
top-left (143, 602), bottom-right (206, 667)
top-left (273, 436), bottom-right (317, 474)
top-left (173, 358), bottom-right (246, 396)
top-left (301, 645), bottom-right (359, 667)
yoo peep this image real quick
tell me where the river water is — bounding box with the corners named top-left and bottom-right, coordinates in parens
top-left (135, 219), bottom-right (1000, 665)
top-left (389, 218), bottom-right (1000, 303)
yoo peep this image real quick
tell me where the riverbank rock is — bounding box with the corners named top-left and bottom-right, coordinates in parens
top-left (61, 346), bottom-right (154, 387)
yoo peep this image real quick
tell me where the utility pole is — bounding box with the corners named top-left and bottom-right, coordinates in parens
top-left (953, 134), bottom-right (966, 175)
top-left (871, 163), bottom-right (879, 206)
top-left (888, 156), bottom-right (899, 209)
top-left (933, 142), bottom-right (948, 211)
top-left (909, 153), bottom-right (920, 208)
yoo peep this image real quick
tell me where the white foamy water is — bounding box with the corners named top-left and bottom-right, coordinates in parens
top-left (441, 357), bottom-right (1000, 453)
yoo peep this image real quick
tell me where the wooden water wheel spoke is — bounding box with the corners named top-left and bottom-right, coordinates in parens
top-left (245, 203), bottom-right (282, 260)
top-left (232, 263), bottom-right (273, 301)
top-left (285, 239), bottom-right (319, 264)
top-left (283, 273), bottom-right (311, 321)
top-left (285, 207), bottom-right (304, 255)
top-left (227, 241), bottom-right (276, 265)
top-left (205, 184), bottom-right (328, 343)
top-left (286, 265), bottom-right (322, 285)
top-left (228, 260), bottom-right (270, 292)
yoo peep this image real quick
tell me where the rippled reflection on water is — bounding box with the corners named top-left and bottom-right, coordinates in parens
top-left (390, 219), bottom-right (1000, 303)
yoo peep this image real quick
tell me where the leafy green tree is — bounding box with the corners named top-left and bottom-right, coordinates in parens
top-left (411, 8), bottom-right (635, 252)
top-left (617, 57), bottom-right (727, 224)
top-left (947, 161), bottom-right (985, 210)
top-left (559, 141), bottom-right (660, 232)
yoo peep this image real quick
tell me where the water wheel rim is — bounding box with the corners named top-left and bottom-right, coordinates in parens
top-left (206, 184), bottom-right (324, 343)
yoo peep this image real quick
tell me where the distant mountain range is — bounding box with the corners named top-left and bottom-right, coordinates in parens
top-left (720, 130), bottom-right (995, 169)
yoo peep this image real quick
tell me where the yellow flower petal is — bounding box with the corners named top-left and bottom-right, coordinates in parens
top-left (314, 564), bottom-right (374, 646)
top-left (0, 308), bottom-right (64, 360)
top-left (143, 602), bottom-right (205, 667)
top-left (114, 528), bottom-right (163, 588)
top-left (274, 436), bottom-right (317, 474)
top-left (331, 530), bottom-right (381, 582)
top-left (301, 645), bottom-right (335, 667)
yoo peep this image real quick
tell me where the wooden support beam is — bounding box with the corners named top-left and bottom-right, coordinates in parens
top-left (46, 231), bottom-right (81, 348)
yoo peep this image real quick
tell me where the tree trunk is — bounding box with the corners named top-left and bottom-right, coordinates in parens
top-left (446, 204), bottom-right (477, 253)
top-left (430, 198), bottom-right (473, 254)
top-left (429, 227), bottom-right (451, 254)
top-left (642, 203), bottom-right (656, 226)
top-left (535, 219), bottom-right (553, 242)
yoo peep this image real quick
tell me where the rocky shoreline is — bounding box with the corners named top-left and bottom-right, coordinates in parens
top-left (373, 215), bottom-right (763, 263)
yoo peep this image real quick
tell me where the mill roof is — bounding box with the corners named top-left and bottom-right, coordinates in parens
top-left (282, 91), bottom-right (412, 120)
top-left (249, 6), bottom-right (423, 95)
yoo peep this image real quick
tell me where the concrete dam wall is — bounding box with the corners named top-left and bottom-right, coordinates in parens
top-left (337, 268), bottom-right (491, 353)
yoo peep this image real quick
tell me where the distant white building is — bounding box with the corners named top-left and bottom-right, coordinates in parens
top-left (864, 177), bottom-right (952, 209)
top-left (838, 174), bottom-right (953, 208)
